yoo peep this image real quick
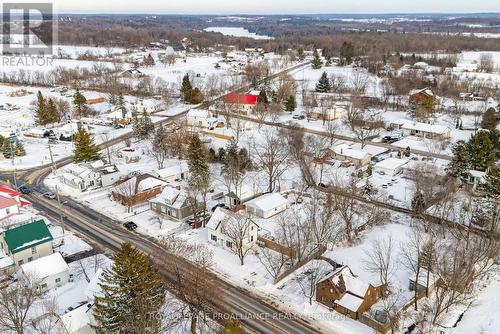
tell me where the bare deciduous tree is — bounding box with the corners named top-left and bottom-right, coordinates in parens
top-left (363, 236), bottom-right (396, 288)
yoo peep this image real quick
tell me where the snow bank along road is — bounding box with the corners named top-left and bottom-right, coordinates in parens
top-left (27, 191), bottom-right (323, 334)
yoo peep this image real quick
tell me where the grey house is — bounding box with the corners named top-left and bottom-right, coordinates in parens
top-left (150, 186), bottom-right (199, 221)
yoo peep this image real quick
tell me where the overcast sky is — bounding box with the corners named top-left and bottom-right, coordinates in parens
top-left (55, 0), bottom-right (500, 14)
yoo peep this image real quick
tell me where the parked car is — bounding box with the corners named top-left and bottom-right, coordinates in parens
top-left (211, 203), bottom-right (229, 212)
top-left (292, 114), bottom-right (305, 120)
top-left (123, 221), bottom-right (138, 231)
top-left (19, 185), bottom-right (31, 194)
top-left (43, 192), bottom-right (56, 199)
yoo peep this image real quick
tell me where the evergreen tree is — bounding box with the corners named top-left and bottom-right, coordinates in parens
top-left (217, 320), bottom-right (246, 334)
top-left (315, 72), bottom-right (331, 93)
top-left (181, 74), bottom-right (193, 102)
top-left (73, 89), bottom-right (87, 117)
top-left (483, 165), bottom-right (500, 199)
top-left (73, 128), bottom-right (100, 162)
top-left (466, 130), bottom-right (496, 171)
top-left (117, 93), bottom-right (127, 118)
top-left (339, 41), bottom-right (354, 65)
top-left (285, 95), bottom-right (297, 112)
top-left (14, 140), bottom-right (26, 156)
top-left (93, 243), bottom-right (165, 334)
top-left (446, 141), bottom-right (470, 178)
top-left (1, 137), bottom-right (14, 159)
top-left (481, 107), bottom-right (499, 130)
top-left (133, 111), bottom-right (154, 140)
top-left (257, 90), bottom-right (269, 104)
top-left (311, 49), bottom-right (323, 69)
top-left (46, 98), bottom-right (60, 124)
top-left (188, 135), bottom-right (209, 180)
top-left (35, 91), bottom-right (47, 125)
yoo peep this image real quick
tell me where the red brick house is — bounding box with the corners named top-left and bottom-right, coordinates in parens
top-left (316, 266), bottom-right (385, 320)
top-left (409, 87), bottom-right (436, 108)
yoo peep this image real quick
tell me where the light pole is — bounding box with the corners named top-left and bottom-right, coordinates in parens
top-left (9, 135), bottom-right (18, 190)
top-left (48, 141), bottom-right (65, 234)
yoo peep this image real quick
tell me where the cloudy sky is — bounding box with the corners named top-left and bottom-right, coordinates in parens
top-left (55, 0), bottom-right (500, 14)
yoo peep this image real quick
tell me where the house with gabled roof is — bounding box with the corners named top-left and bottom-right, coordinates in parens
top-left (112, 173), bottom-right (167, 207)
top-left (150, 186), bottom-right (202, 221)
top-left (225, 93), bottom-right (258, 115)
top-left (316, 265), bottom-right (385, 320)
top-left (207, 207), bottom-right (259, 251)
top-left (0, 195), bottom-right (19, 221)
top-left (0, 219), bottom-right (54, 267)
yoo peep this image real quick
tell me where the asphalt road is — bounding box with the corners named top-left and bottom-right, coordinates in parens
top-left (28, 191), bottom-right (322, 334)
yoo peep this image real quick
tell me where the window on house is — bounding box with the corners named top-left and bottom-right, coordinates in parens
top-left (41, 283), bottom-right (47, 289)
top-left (18, 260), bottom-right (24, 265)
top-left (250, 236), bottom-right (254, 242)
top-left (211, 235), bottom-right (217, 242)
top-left (55, 278), bottom-right (61, 283)
top-left (31, 247), bottom-right (37, 254)
top-left (28, 257), bottom-right (33, 262)
top-left (6, 208), bottom-right (10, 215)
top-left (251, 226), bottom-right (254, 230)
top-left (225, 241), bottom-right (233, 248)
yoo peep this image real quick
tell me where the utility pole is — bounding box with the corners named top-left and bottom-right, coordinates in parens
top-left (9, 136), bottom-right (18, 190)
top-left (48, 141), bottom-right (65, 234)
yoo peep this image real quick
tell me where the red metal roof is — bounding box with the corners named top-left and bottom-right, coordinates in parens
top-left (0, 185), bottom-right (20, 197)
top-left (225, 93), bottom-right (258, 105)
top-left (0, 195), bottom-right (17, 209)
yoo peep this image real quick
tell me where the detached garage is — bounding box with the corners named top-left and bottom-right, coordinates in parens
top-left (17, 252), bottom-right (69, 290)
top-left (245, 193), bottom-right (287, 219)
top-left (373, 158), bottom-right (408, 176)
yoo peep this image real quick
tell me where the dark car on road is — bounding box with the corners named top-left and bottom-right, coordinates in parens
top-left (123, 221), bottom-right (138, 231)
top-left (19, 185), bottom-right (31, 194)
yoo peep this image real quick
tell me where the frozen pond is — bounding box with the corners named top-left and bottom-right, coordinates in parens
top-left (204, 26), bottom-right (273, 40)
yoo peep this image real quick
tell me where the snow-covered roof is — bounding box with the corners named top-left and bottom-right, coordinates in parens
top-left (410, 87), bottom-right (434, 97)
top-left (468, 169), bottom-right (487, 179)
top-left (138, 177), bottom-right (166, 192)
top-left (187, 109), bottom-right (211, 119)
top-left (206, 207), bottom-right (258, 231)
top-left (0, 195), bottom-right (18, 210)
top-left (322, 266), bottom-right (371, 298)
top-left (59, 303), bottom-right (93, 333)
top-left (336, 293), bottom-right (365, 312)
top-left (374, 158), bottom-right (409, 171)
top-left (245, 192), bottom-right (287, 212)
top-left (332, 144), bottom-right (371, 160)
top-left (19, 252), bottom-right (68, 279)
top-left (65, 163), bottom-right (94, 178)
top-left (401, 121), bottom-right (450, 135)
top-left (156, 162), bottom-right (189, 179)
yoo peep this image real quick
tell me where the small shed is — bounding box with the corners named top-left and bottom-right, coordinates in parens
top-left (245, 193), bottom-right (288, 219)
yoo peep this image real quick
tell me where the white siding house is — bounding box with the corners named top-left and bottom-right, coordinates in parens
top-left (186, 109), bottom-right (218, 128)
top-left (373, 158), bottom-right (409, 176)
top-left (207, 207), bottom-right (258, 251)
top-left (245, 193), bottom-right (287, 219)
top-left (17, 252), bottom-right (70, 290)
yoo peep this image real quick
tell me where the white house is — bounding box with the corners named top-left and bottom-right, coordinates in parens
top-left (155, 162), bottom-right (189, 183)
top-left (57, 302), bottom-right (94, 334)
top-left (327, 144), bottom-right (372, 167)
top-left (0, 195), bottom-right (19, 221)
top-left (207, 207), bottom-right (259, 251)
top-left (16, 252), bottom-right (70, 290)
top-left (245, 192), bottom-right (288, 219)
top-left (392, 119), bottom-right (451, 139)
top-left (186, 109), bottom-right (219, 128)
top-left (373, 158), bottom-right (409, 176)
top-left (60, 162), bottom-right (120, 191)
